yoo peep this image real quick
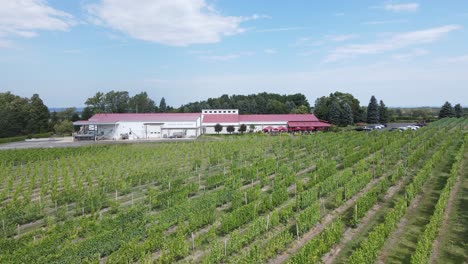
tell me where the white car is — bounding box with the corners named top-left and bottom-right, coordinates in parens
top-left (407, 125), bottom-right (420, 130)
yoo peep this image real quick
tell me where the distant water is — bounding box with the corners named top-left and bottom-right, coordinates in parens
top-left (49, 107), bottom-right (84, 113)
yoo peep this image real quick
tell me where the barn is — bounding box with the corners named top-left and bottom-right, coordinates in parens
top-left (73, 109), bottom-right (330, 140)
top-left (73, 113), bottom-right (202, 140)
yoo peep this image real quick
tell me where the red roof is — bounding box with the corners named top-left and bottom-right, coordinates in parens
top-left (88, 113), bottom-right (201, 123)
top-left (202, 114), bottom-right (239, 123)
top-left (288, 121), bottom-right (331, 127)
top-left (239, 114), bottom-right (319, 122)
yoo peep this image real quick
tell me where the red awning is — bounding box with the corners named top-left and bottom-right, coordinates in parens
top-left (288, 121), bottom-right (331, 128)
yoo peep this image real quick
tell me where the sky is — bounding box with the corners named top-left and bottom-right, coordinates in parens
top-left (1, 0), bottom-right (468, 108)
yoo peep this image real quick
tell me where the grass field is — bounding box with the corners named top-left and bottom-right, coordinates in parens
top-left (0, 118), bottom-right (466, 263)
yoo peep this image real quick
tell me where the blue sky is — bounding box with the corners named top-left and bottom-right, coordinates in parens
top-left (1, 0), bottom-right (468, 108)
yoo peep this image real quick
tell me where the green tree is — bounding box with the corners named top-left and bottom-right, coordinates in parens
top-left (379, 100), bottom-right (389, 123)
top-left (238, 124), bottom-right (247, 134)
top-left (328, 101), bottom-right (342, 125)
top-left (439, 101), bottom-right (455, 118)
top-left (54, 120), bottom-right (73, 135)
top-left (249, 124), bottom-right (255, 132)
top-left (81, 107), bottom-right (94, 120)
top-left (454, 103), bottom-right (463, 118)
top-left (214, 123), bottom-right (223, 134)
top-left (342, 102), bottom-right (354, 126)
top-left (104, 90), bottom-right (129, 113)
top-left (27, 94), bottom-right (50, 134)
top-left (159, 97), bottom-right (167, 113)
top-left (129, 92), bottom-right (156, 113)
top-left (85, 92), bottom-right (106, 113)
top-left (292, 105), bottom-right (309, 114)
top-left (367, 96), bottom-right (380, 124)
top-left (227, 125), bottom-right (235, 134)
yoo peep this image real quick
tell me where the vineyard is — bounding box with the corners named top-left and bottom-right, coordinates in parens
top-left (0, 118), bottom-right (467, 263)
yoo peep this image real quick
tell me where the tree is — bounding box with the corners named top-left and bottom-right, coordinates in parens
top-left (342, 103), bottom-right (354, 126)
top-left (129, 92), bottom-right (156, 113)
top-left (81, 107), bottom-right (94, 120)
top-left (292, 105), bottom-right (309, 114)
top-left (227, 125), bottom-right (235, 134)
top-left (85, 92), bottom-right (106, 113)
top-left (214, 123), bottom-right (223, 134)
top-left (439, 102), bottom-right (455, 118)
top-left (54, 120), bottom-right (73, 135)
top-left (27, 94), bottom-right (50, 134)
top-left (454, 104), bottom-right (463, 118)
top-left (159, 97), bottom-right (167, 113)
top-left (104, 90), bottom-right (129, 113)
top-left (238, 124), bottom-right (247, 134)
top-left (328, 101), bottom-right (342, 125)
top-left (379, 100), bottom-right (389, 123)
top-left (367, 96), bottom-right (380, 124)
top-left (249, 124), bottom-right (255, 132)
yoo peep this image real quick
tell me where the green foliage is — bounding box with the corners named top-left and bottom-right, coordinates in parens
top-left (454, 103), bottom-right (463, 118)
top-left (314, 92), bottom-right (360, 125)
top-left (179, 92), bottom-right (310, 114)
top-left (379, 100), bottom-right (389, 123)
top-left (238, 124), bottom-right (247, 134)
top-left (0, 92), bottom-right (50, 138)
top-left (54, 120), bottom-right (73, 135)
top-left (227, 125), bottom-right (235, 134)
top-left (439, 101), bottom-right (455, 118)
top-left (214, 123), bottom-right (223, 134)
top-left (367, 95), bottom-right (380, 124)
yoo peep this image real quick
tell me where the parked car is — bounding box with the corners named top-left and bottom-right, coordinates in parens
top-left (74, 131), bottom-right (96, 140)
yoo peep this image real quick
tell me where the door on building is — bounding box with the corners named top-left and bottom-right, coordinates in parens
top-left (146, 125), bottom-right (161, 139)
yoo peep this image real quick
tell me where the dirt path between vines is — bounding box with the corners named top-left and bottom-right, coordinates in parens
top-left (322, 174), bottom-right (408, 264)
top-left (375, 190), bottom-right (424, 264)
top-left (269, 172), bottom-right (396, 264)
top-left (429, 158), bottom-right (465, 264)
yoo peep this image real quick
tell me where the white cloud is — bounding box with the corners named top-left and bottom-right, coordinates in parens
top-left (327, 34), bottom-right (359, 42)
top-left (0, 0), bottom-right (74, 46)
top-left (392, 49), bottom-right (428, 60)
top-left (333, 12), bottom-right (345, 16)
top-left (441, 55), bottom-right (468, 63)
top-left (87, 0), bottom-right (249, 46)
top-left (264, 48), bottom-right (277, 54)
top-left (199, 52), bottom-right (254, 62)
top-left (256, 27), bottom-right (308, 33)
top-left (363, 19), bottom-right (408, 25)
top-left (325, 25), bottom-right (461, 62)
top-left (384, 3), bottom-right (419, 12)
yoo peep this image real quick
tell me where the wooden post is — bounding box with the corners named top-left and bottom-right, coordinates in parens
top-left (224, 239), bottom-right (227, 256)
top-left (115, 190), bottom-right (118, 201)
top-left (266, 214), bottom-right (270, 230)
top-left (296, 222), bottom-right (299, 239)
top-left (2, 219), bottom-right (5, 235)
top-left (17, 224), bottom-right (20, 235)
top-left (192, 232), bottom-right (195, 252)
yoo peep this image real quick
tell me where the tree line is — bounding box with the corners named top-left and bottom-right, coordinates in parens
top-left (0, 90), bottom-right (465, 139)
top-left (313, 92), bottom-right (389, 126)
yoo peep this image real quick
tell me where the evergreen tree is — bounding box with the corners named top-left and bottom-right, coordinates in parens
top-left (342, 102), bottom-right (354, 126)
top-left (367, 96), bottom-right (380, 124)
top-left (439, 101), bottom-right (455, 118)
top-left (454, 104), bottom-right (463, 118)
top-left (159, 97), bottom-right (167, 113)
top-left (379, 100), bottom-right (389, 123)
top-left (328, 101), bottom-right (342, 125)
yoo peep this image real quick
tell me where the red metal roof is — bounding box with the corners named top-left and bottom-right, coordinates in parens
top-left (202, 114), bottom-right (239, 123)
top-left (88, 113), bottom-right (201, 123)
top-left (239, 114), bottom-right (319, 122)
top-left (288, 121), bottom-right (331, 127)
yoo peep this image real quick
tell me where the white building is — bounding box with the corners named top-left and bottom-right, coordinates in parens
top-left (73, 109), bottom-right (330, 140)
top-left (74, 113), bottom-right (202, 140)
